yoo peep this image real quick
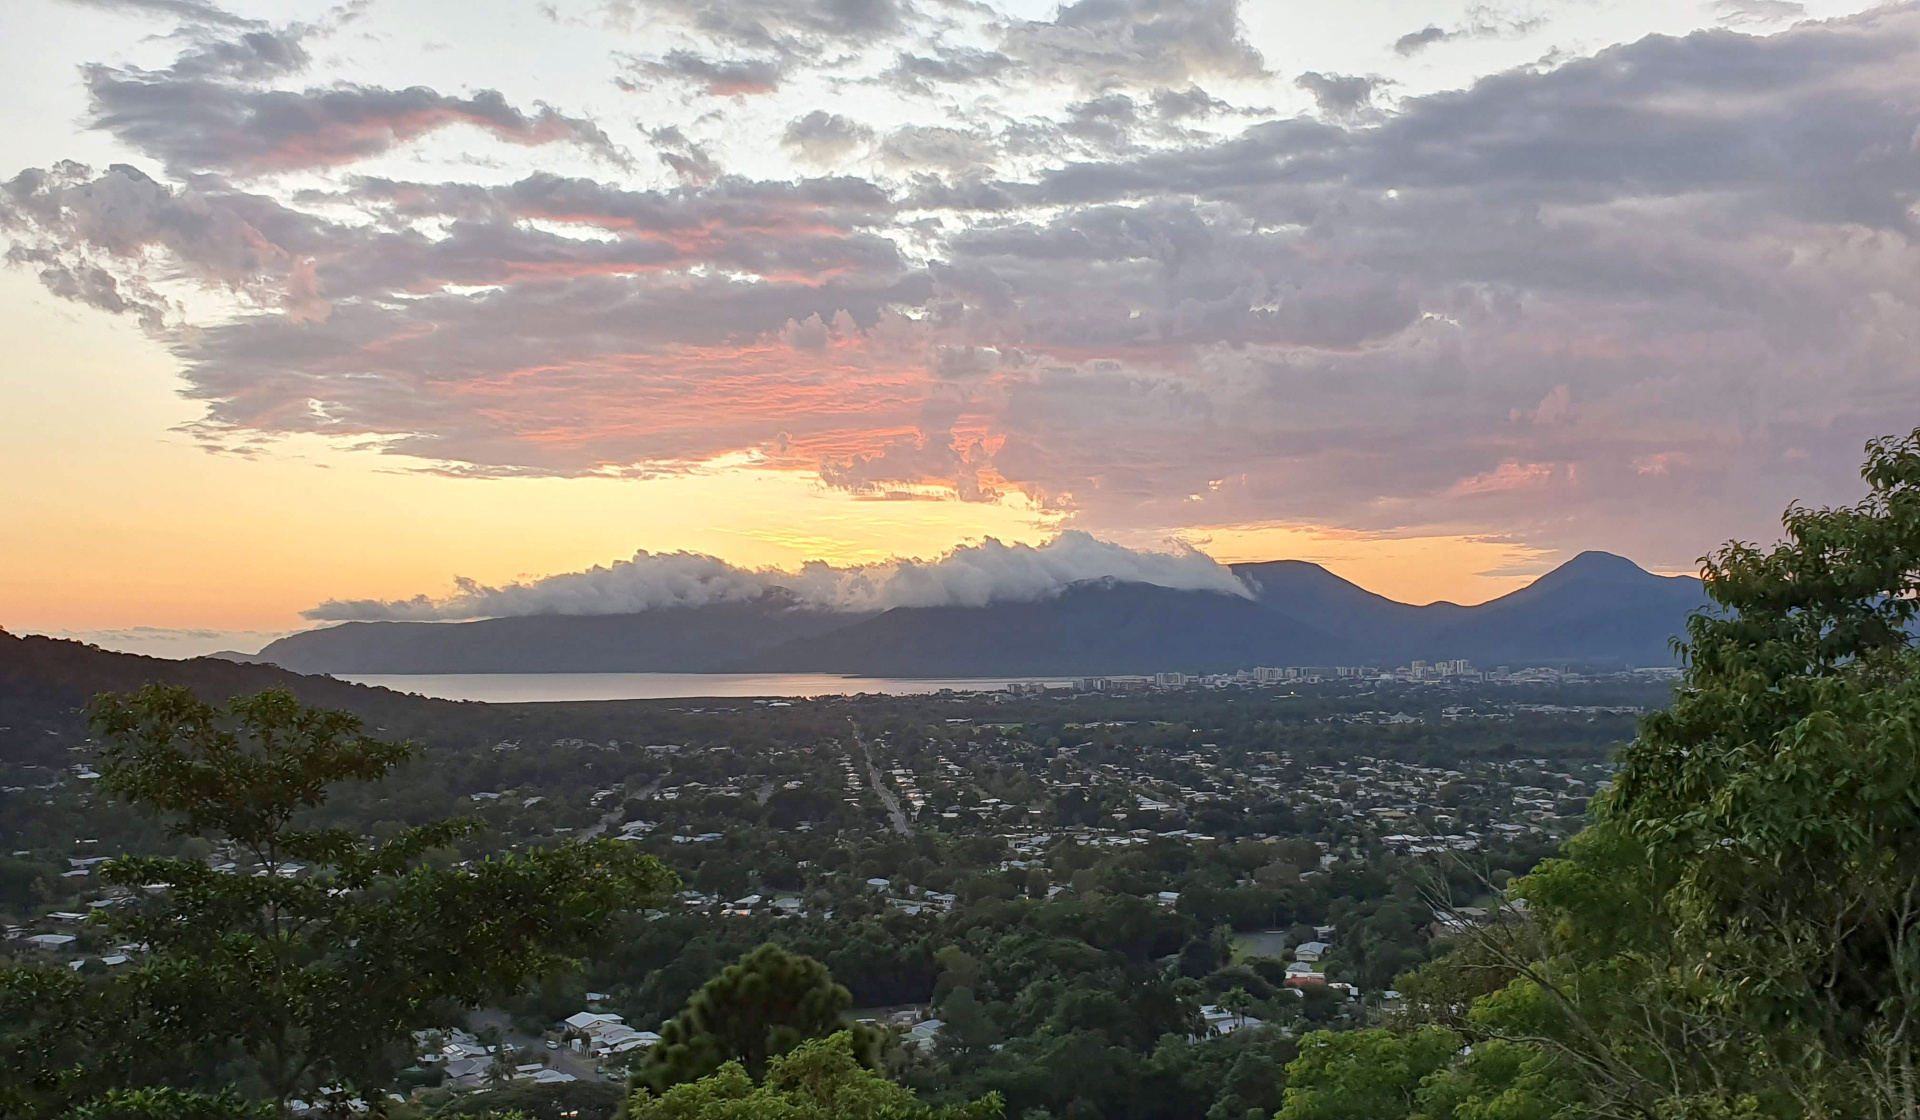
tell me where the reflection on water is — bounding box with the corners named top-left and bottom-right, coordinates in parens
top-left (337, 672), bottom-right (1069, 703)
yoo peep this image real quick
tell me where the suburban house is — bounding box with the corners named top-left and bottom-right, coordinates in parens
top-left (1197, 1004), bottom-right (1264, 1036)
top-left (906, 1018), bottom-right (945, 1051)
top-left (1293, 940), bottom-right (1329, 962)
top-left (564, 1010), bottom-right (661, 1056)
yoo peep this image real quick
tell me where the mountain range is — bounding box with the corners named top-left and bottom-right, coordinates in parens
top-left (241, 551), bottom-right (1711, 677)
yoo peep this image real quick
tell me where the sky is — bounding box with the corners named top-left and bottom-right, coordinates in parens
top-left (2, 0), bottom-right (1915, 657)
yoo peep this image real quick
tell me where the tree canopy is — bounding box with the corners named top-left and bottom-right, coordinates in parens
top-left (625, 1032), bottom-right (1001, 1120)
top-left (0, 685), bottom-right (677, 1118)
top-left (632, 943), bottom-right (875, 1095)
top-left (1289, 429), bottom-right (1920, 1119)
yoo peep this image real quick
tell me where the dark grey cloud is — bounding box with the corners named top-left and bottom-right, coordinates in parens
top-left (1062, 95), bottom-right (1142, 147)
top-left (648, 126), bottom-right (720, 184)
top-left (88, 62), bottom-right (625, 177)
top-left (1715, 0), bottom-right (1808, 26)
top-left (884, 46), bottom-right (1014, 91)
top-left (782, 111), bottom-right (875, 165)
top-left (164, 27), bottom-right (313, 80)
top-left (999, 0), bottom-right (1269, 91)
top-left (1150, 85), bottom-right (1231, 119)
top-left (1393, 9), bottom-right (1549, 56)
top-left (880, 125), bottom-right (997, 173)
top-left (1395, 25), bottom-right (1455, 56)
top-left (605, 0), bottom-right (906, 55)
top-left (62, 17), bottom-right (622, 178)
top-left (1294, 72), bottom-right (1384, 116)
top-left (59, 0), bottom-right (254, 27)
top-left (621, 50), bottom-right (787, 96)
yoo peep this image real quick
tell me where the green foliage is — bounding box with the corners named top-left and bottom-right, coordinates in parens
top-left (1276, 1028), bottom-right (1458, 1120)
top-left (424, 1078), bottom-right (624, 1120)
top-left (633, 944), bottom-right (870, 1094)
top-left (626, 1032), bottom-right (1002, 1120)
top-left (0, 854), bottom-right (55, 915)
top-left (1411, 1040), bottom-right (1576, 1120)
top-left (64, 1086), bottom-right (278, 1120)
top-left (0, 686), bottom-right (677, 1118)
top-left (1381, 429), bottom-right (1920, 1119)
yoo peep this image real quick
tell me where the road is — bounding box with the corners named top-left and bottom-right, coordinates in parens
top-left (578, 771), bottom-right (672, 840)
top-left (848, 719), bottom-right (911, 836)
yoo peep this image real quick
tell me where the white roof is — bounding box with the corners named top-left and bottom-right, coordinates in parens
top-left (564, 1011), bottom-right (624, 1030)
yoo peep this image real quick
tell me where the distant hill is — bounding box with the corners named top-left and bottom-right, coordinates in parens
top-left (1414, 551), bottom-right (1710, 667)
top-left (251, 593), bottom-right (864, 676)
top-left (1232, 551), bottom-right (1709, 668)
top-left (0, 629), bottom-right (713, 766)
top-left (0, 628), bottom-right (472, 762)
top-left (744, 580), bottom-right (1353, 676)
top-left (245, 551), bottom-right (1711, 677)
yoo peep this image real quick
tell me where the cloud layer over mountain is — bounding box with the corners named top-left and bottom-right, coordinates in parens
top-left (304, 532), bottom-right (1254, 621)
top-left (4, 0), bottom-right (1917, 575)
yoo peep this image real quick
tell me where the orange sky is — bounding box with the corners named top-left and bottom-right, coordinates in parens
top-left (0, 271), bottom-right (1553, 635)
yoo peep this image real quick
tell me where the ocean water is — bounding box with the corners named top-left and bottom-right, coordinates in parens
top-left (336, 672), bottom-right (1070, 703)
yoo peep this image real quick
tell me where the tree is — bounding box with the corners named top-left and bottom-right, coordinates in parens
top-left (0, 685), bottom-right (677, 1119)
top-left (1275, 1028), bottom-right (1458, 1120)
top-left (937, 987), bottom-right (1002, 1060)
top-left (429, 1078), bottom-right (623, 1120)
top-left (1219, 988), bottom-right (1256, 1033)
top-left (1400, 429), bottom-right (1920, 1119)
top-left (625, 1032), bottom-right (1002, 1120)
top-left (633, 944), bottom-right (873, 1094)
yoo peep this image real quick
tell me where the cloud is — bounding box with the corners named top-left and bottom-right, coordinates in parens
top-left (783, 111), bottom-right (875, 165)
top-left (1294, 72), bottom-right (1384, 116)
top-left (1714, 0), bottom-right (1807, 27)
top-left (1395, 26), bottom-right (1455, 56)
top-left (998, 0), bottom-right (1269, 91)
top-left (622, 50), bottom-right (786, 96)
top-left (89, 70), bottom-right (625, 177)
top-left (605, 0), bottom-right (907, 52)
top-left (13, 4), bottom-right (1920, 579)
top-left (59, 0), bottom-right (254, 27)
top-left (647, 126), bottom-right (720, 184)
top-left (880, 125), bottom-right (998, 172)
top-left (67, 21), bottom-right (622, 179)
top-left (1, 161), bottom-right (319, 330)
top-left (884, 46), bottom-right (1014, 91)
top-left (1392, 7), bottom-right (1550, 56)
top-left (303, 531), bottom-right (1254, 620)
top-left (1150, 85), bottom-right (1232, 119)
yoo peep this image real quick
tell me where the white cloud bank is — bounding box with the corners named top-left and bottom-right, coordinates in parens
top-left (304, 532), bottom-right (1253, 621)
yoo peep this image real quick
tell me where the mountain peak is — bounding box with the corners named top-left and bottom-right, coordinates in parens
top-left (1536, 550), bottom-right (1654, 586)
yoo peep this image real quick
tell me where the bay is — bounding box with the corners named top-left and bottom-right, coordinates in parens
top-left (336, 671), bottom-right (1071, 703)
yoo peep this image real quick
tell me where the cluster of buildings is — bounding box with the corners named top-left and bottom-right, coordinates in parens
top-left (1006, 661), bottom-right (1685, 695)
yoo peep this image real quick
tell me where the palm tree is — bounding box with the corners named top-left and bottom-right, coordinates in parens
top-left (1221, 986), bottom-right (1255, 1031)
